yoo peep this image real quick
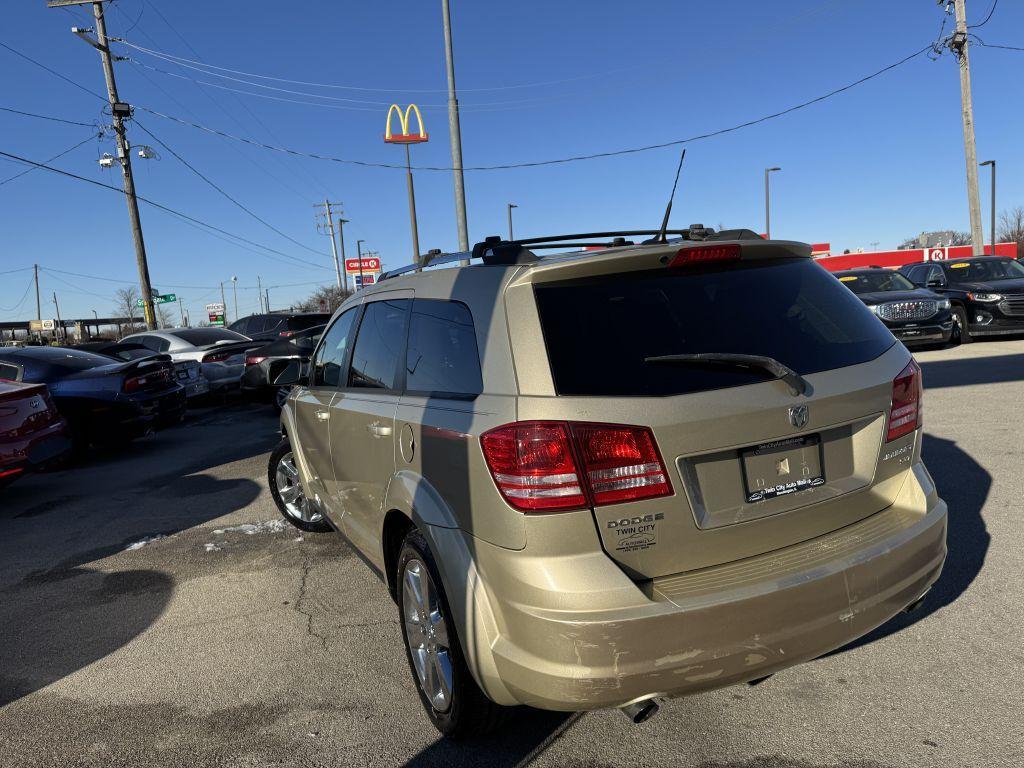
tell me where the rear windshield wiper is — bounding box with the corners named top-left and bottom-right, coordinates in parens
top-left (643, 353), bottom-right (810, 396)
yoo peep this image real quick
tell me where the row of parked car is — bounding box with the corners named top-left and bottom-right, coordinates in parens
top-left (0, 311), bottom-right (329, 488)
top-left (832, 254), bottom-right (1024, 347)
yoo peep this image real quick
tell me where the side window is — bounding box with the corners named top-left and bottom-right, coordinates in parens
top-left (258, 316), bottom-right (281, 335)
top-left (405, 300), bottom-right (482, 397)
top-left (348, 300), bottom-right (411, 391)
top-left (229, 318), bottom-right (249, 335)
top-left (904, 265), bottom-right (925, 284)
top-left (0, 362), bottom-right (20, 381)
top-left (136, 335), bottom-right (169, 352)
top-left (312, 309), bottom-right (357, 387)
top-left (927, 265), bottom-right (946, 286)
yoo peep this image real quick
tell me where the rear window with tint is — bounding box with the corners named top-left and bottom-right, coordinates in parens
top-left (288, 314), bottom-right (331, 332)
top-left (535, 259), bottom-right (895, 397)
top-left (170, 329), bottom-right (248, 346)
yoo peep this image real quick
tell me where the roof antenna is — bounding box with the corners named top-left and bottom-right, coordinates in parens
top-left (655, 148), bottom-right (686, 243)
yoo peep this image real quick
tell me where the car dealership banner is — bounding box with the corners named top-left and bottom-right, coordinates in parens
top-left (815, 242), bottom-right (1018, 272)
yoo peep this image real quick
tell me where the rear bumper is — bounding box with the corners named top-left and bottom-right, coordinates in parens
top-left (111, 387), bottom-right (186, 433)
top-left (889, 320), bottom-right (953, 346)
top-left (0, 421), bottom-right (72, 483)
top-left (469, 462), bottom-right (947, 711)
top-left (201, 362), bottom-right (244, 390)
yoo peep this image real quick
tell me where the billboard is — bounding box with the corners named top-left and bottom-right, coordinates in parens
top-left (206, 302), bottom-right (226, 327)
top-left (345, 257), bottom-right (381, 275)
top-left (815, 242), bottom-right (1018, 272)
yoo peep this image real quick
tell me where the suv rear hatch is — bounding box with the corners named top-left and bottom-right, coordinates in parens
top-left (506, 240), bottom-right (919, 579)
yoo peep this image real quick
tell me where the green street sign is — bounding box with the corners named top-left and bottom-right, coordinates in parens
top-left (136, 294), bottom-right (177, 307)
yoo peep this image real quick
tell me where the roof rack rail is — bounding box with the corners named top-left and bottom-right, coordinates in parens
top-left (378, 227), bottom-right (765, 281)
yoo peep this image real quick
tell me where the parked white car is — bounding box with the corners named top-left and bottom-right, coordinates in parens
top-left (120, 328), bottom-right (256, 392)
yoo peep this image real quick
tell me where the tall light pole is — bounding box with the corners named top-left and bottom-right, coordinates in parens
top-left (507, 203), bottom-right (518, 240)
top-left (337, 218), bottom-right (349, 291)
top-left (764, 167), bottom-right (781, 239)
top-left (441, 0), bottom-right (470, 262)
top-left (384, 105), bottom-right (426, 266)
top-left (951, 0), bottom-right (985, 255)
top-left (356, 239), bottom-right (366, 291)
top-left (980, 160), bottom-right (996, 255)
top-left (314, 200), bottom-right (344, 289)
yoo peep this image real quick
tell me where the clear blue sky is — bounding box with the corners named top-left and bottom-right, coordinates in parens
top-left (2, 0), bottom-right (1022, 324)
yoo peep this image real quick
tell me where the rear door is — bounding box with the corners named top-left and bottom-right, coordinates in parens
top-left (327, 296), bottom-right (411, 557)
top-left (291, 307), bottom-right (358, 515)
top-left (519, 253), bottom-right (912, 578)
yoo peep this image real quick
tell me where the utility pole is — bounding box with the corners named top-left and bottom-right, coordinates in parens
top-left (178, 297), bottom-right (185, 327)
top-left (54, 0), bottom-right (157, 329)
top-left (356, 240), bottom-right (366, 291)
top-left (337, 218), bottom-right (350, 291)
top-left (33, 263), bottom-right (41, 322)
top-left (257, 276), bottom-right (263, 313)
top-left (230, 276), bottom-right (238, 322)
top-left (52, 292), bottom-right (64, 344)
top-left (950, 0), bottom-right (985, 255)
top-left (220, 282), bottom-right (227, 320)
top-left (507, 203), bottom-right (518, 240)
top-left (314, 200), bottom-right (344, 289)
top-left (441, 0), bottom-right (470, 262)
top-left (764, 167), bottom-right (781, 239)
top-left (265, 288), bottom-right (270, 313)
top-left (980, 160), bottom-right (995, 255)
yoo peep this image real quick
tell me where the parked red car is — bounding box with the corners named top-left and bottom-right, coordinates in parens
top-left (0, 380), bottom-right (72, 488)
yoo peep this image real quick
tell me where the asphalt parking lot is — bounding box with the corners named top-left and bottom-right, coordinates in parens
top-left (1, 341), bottom-right (1022, 768)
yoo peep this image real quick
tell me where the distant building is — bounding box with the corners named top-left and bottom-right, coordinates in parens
top-left (898, 231), bottom-right (962, 250)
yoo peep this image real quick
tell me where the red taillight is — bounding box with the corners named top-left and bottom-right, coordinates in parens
top-left (203, 351), bottom-right (232, 363)
top-left (124, 368), bottom-right (171, 393)
top-left (571, 423), bottom-right (672, 505)
top-left (668, 244), bottom-right (741, 268)
top-left (479, 421), bottom-right (672, 512)
top-left (245, 355), bottom-right (268, 366)
top-left (0, 467), bottom-right (23, 479)
top-left (279, 330), bottom-right (296, 338)
top-left (480, 422), bottom-right (587, 511)
top-left (887, 359), bottom-right (922, 442)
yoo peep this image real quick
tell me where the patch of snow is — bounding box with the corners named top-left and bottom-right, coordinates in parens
top-left (124, 534), bottom-right (167, 551)
top-left (204, 543), bottom-right (223, 553)
top-left (294, 536), bottom-right (304, 542)
top-left (213, 519), bottom-right (290, 536)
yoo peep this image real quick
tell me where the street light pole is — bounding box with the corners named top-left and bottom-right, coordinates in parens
top-left (764, 167), bottom-right (781, 239)
top-left (441, 0), bottom-right (470, 262)
top-left (980, 160), bottom-right (996, 255)
top-left (507, 203), bottom-right (518, 241)
top-left (356, 239), bottom-right (366, 292)
top-left (231, 276), bottom-right (238, 323)
top-left (337, 218), bottom-right (349, 292)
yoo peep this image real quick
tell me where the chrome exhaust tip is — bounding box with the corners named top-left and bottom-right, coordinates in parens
top-left (903, 589), bottom-right (931, 614)
top-left (620, 698), bottom-right (660, 724)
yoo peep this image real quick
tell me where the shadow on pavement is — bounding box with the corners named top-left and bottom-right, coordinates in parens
top-left (402, 710), bottom-right (581, 768)
top-left (829, 433), bottom-right (990, 656)
top-left (0, 402), bottom-right (279, 708)
top-left (918, 350), bottom-right (1024, 389)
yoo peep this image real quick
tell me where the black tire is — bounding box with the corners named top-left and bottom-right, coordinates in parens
top-left (267, 438), bottom-right (331, 533)
top-left (397, 527), bottom-right (512, 739)
top-left (952, 305), bottom-right (972, 344)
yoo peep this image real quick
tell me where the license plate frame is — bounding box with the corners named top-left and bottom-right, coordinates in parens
top-left (741, 435), bottom-right (825, 503)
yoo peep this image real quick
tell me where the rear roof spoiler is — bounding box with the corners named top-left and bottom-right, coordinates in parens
top-left (379, 227), bottom-right (776, 281)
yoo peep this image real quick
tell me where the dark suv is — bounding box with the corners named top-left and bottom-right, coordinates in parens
top-left (900, 257), bottom-right (1024, 342)
top-left (834, 268), bottom-right (954, 347)
top-left (229, 312), bottom-right (330, 342)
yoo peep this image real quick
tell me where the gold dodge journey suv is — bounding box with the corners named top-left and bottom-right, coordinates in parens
top-left (268, 228), bottom-right (947, 738)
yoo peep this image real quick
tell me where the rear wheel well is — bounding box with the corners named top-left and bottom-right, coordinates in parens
top-left (382, 509), bottom-right (414, 602)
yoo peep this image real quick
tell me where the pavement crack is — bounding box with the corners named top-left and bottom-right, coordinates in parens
top-left (294, 549), bottom-right (329, 651)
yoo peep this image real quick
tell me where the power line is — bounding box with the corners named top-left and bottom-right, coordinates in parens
top-left (119, 49), bottom-right (570, 110)
top-left (132, 118), bottom-right (333, 264)
top-left (0, 105), bottom-right (97, 128)
top-left (115, 37), bottom-right (622, 94)
top-left (0, 133), bottom-right (98, 186)
top-left (970, 35), bottom-right (1024, 52)
top-left (0, 40), bottom-right (106, 102)
top-left (0, 147), bottom-right (331, 272)
top-left (136, 45), bottom-right (932, 172)
top-left (969, 0), bottom-right (999, 28)
top-left (0, 275), bottom-right (35, 314)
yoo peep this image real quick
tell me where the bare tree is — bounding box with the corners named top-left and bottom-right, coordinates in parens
top-left (946, 231), bottom-right (972, 247)
top-left (114, 286), bottom-right (139, 323)
top-left (295, 284), bottom-right (352, 313)
top-left (998, 207), bottom-right (1024, 259)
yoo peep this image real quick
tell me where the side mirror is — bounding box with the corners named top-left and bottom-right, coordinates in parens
top-left (269, 358), bottom-right (309, 386)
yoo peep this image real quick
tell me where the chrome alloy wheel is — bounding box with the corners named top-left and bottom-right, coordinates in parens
top-left (402, 558), bottom-right (453, 712)
top-left (275, 451), bottom-right (322, 524)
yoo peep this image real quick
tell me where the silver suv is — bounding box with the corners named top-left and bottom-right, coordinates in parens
top-left (268, 230), bottom-right (947, 738)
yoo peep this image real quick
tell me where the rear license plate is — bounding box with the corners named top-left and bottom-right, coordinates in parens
top-left (741, 436), bottom-right (824, 503)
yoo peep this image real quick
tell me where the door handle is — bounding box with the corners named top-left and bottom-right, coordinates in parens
top-left (368, 422), bottom-right (393, 438)
top-left (315, 409), bottom-right (330, 422)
